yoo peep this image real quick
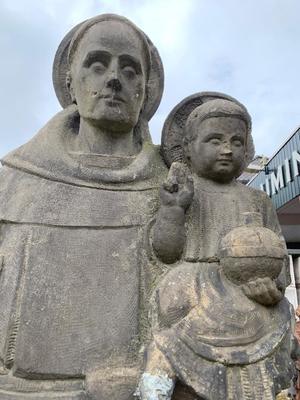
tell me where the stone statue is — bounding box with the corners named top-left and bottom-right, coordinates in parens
top-left (0, 12), bottom-right (295, 399)
top-left (136, 93), bottom-right (295, 400)
top-left (0, 14), bottom-right (168, 399)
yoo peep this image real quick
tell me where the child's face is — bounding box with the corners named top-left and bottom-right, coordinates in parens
top-left (187, 116), bottom-right (247, 182)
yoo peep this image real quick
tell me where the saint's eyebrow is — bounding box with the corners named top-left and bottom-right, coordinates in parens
top-left (83, 50), bottom-right (110, 67)
top-left (119, 54), bottom-right (142, 74)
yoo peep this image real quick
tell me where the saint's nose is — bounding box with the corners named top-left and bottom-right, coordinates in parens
top-left (107, 77), bottom-right (122, 91)
top-left (106, 60), bottom-right (122, 91)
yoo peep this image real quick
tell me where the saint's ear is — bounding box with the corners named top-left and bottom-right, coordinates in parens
top-left (66, 71), bottom-right (76, 104)
top-left (138, 83), bottom-right (149, 118)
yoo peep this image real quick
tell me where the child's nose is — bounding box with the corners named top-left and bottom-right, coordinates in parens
top-left (220, 142), bottom-right (232, 154)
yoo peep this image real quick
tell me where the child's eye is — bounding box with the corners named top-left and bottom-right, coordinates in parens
top-left (232, 140), bottom-right (243, 147)
top-left (209, 138), bottom-right (221, 145)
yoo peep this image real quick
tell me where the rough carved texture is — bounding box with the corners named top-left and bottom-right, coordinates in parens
top-left (0, 14), bottom-right (294, 400)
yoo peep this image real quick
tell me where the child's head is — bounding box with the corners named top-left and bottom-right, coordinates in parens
top-left (184, 99), bottom-right (254, 182)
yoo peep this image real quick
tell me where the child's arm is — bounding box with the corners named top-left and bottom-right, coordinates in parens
top-left (152, 162), bottom-right (193, 264)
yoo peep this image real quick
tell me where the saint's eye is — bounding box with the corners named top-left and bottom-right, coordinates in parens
top-left (122, 65), bottom-right (137, 79)
top-left (91, 62), bottom-right (107, 74)
top-left (83, 51), bottom-right (110, 72)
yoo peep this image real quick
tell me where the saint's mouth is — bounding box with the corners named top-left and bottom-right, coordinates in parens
top-left (101, 94), bottom-right (125, 103)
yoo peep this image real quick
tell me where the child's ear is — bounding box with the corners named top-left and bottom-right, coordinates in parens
top-left (183, 137), bottom-right (191, 161)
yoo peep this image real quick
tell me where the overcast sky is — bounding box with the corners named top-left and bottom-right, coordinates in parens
top-left (1, 0), bottom-right (300, 158)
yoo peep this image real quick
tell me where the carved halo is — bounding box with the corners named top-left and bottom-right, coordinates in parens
top-left (52, 14), bottom-right (164, 121)
top-left (161, 91), bottom-right (254, 168)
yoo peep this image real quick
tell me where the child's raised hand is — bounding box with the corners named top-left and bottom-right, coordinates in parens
top-left (160, 162), bottom-right (194, 211)
top-left (241, 277), bottom-right (283, 306)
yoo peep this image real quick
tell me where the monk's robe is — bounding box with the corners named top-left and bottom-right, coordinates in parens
top-left (0, 105), bottom-right (167, 399)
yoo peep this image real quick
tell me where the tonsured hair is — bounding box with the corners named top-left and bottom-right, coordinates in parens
top-left (67, 13), bottom-right (151, 80)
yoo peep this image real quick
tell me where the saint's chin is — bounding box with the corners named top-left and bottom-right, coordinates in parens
top-left (88, 113), bottom-right (136, 133)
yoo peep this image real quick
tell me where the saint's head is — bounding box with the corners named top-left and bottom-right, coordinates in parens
top-left (66, 15), bottom-right (151, 135)
top-left (184, 99), bottom-right (254, 183)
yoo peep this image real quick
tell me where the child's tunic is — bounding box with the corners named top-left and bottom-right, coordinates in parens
top-left (151, 176), bottom-right (293, 400)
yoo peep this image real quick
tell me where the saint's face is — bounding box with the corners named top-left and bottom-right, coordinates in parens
top-left (70, 21), bottom-right (147, 133)
top-left (187, 116), bottom-right (247, 182)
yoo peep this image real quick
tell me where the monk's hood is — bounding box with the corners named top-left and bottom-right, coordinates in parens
top-left (1, 105), bottom-right (167, 190)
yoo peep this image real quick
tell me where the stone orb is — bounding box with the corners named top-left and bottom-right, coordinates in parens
top-left (219, 226), bottom-right (287, 285)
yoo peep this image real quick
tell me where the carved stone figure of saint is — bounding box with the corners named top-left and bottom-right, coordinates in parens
top-left (0, 14), bottom-right (167, 399)
top-left (137, 94), bottom-right (294, 400)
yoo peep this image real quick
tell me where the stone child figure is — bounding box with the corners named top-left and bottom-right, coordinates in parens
top-left (136, 96), bottom-right (294, 400)
top-left (0, 14), bottom-right (167, 399)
